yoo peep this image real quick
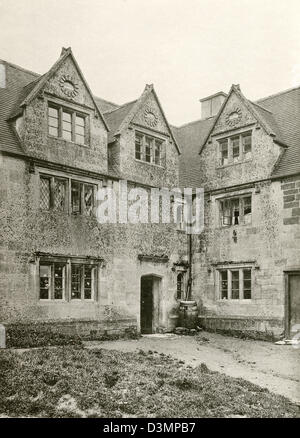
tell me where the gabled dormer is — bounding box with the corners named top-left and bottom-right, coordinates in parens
top-left (11, 48), bottom-right (109, 174)
top-left (199, 84), bottom-right (287, 190)
top-left (104, 84), bottom-right (180, 187)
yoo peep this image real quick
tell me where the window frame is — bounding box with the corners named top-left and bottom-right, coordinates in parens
top-left (218, 131), bottom-right (252, 167)
top-left (217, 267), bottom-right (253, 301)
top-left (134, 131), bottom-right (165, 167)
top-left (39, 172), bottom-right (97, 217)
top-left (38, 257), bottom-right (99, 302)
top-left (48, 102), bottom-right (89, 146)
top-left (219, 194), bottom-right (252, 227)
top-left (39, 262), bottom-right (66, 301)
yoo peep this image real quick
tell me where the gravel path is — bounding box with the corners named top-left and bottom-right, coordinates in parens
top-left (85, 331), bottom-right (300, 404)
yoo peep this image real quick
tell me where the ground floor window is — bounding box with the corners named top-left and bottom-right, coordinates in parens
top-left (218, 267), bottom-right (252, 300)
top-left (39, 257), bottom-right (99, 301)
top-left (177, 272), bottom-right (184, 300)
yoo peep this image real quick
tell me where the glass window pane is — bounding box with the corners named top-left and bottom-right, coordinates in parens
top-left (135, 134), bottom-right (142, 160)
top-left (71, 181), bottom-right (81, 214)
top-left (62, 130), bottom-right (72, 141)
top-left (84, 184), bottom-right (94, 216)
top-left (220, 140), bottom-right (228, 165)
top-left (221, 200), bottom-right (232, 226)
top-left (145, 137), bottom-right (152, 162)
top-left (231, 271), bottom-right (239, 299)
top-left (154, 140), bottom-right (162, 165)
top-left (243, 269), bottom-right (251, 299)
top-left (177, 273), bottom-right (183, 300)
top-left (49, 117), bottom-right (59, 128)
top-left (48, 107), bottom-right (58, 118)
top-left (53, 178), bottom-right (66, 211)
top-left (75, 115), bottom-right (85, 127)
top-left (63, 111), bottom-right (72, 122)
top-left (221, 270), bottom-right (228, 299)
top-left (49, 126), bottom-right (58, 136)
top-left (243, 133), bottom-right (252, 156)
top-left (75, 126), bottom-right (85, 136)
top-left (40, 177), bottom-right (51, 210)
top-left (54, 264), bottom-right (65, 300)
top-left (84, 265), bottom-right (94, 300)
top-left (232, 199), bottom-right (240, 225)
top-left (40, 265), bottom-right (51, 299)
top-left (232, 136), bottom-right (240, 162)
top-left (71, 265), bottom-right (82, 299)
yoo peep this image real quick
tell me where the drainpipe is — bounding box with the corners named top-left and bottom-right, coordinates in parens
top-left (186, 233), bottom-right (192, 301)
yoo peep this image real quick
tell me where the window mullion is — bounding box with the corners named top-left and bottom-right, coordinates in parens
top-left (81, 183), bottom-right (85, 215)
top-left (239, 269), bottom-right (244, 300)
top-left (50, 177), bottom-right (55, 209)
top-left (81, 265), bottom-right (85, 300)
top-left (228, 270), bottom-right (232, 300)
top-left (50, 263), bottom-right (54, 300)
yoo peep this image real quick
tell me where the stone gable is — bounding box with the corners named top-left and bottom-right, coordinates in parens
top-left (213, 91), bottom-right (257, 136)
top-left (132, 92), bottom-right (169, 135)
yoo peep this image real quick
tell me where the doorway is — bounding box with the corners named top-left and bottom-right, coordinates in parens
top-left (285, 272), bottom-right (300, 338)
top-left (140, 275), bottom-right (161, 334)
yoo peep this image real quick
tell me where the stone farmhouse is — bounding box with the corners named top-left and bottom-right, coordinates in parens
top-left (0, 48), bottom-right (299, 342)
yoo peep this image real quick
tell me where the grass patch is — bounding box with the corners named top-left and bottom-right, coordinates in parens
top-left (0, 346), bottom-right (298, 418)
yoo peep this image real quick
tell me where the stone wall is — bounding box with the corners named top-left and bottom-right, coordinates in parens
top-left (0, 153), bottom-right (186, 336)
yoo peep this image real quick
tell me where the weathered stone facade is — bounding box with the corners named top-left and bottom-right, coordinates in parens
top-left (189, 87), bottom-right (300, 339)
top-left (0, 50), bottom-right (187, 344)
top-left (1, 50), bottom-right (299, 343)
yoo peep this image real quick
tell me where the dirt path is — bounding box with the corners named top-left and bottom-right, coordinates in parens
top-left (85, 332), bottom-right (300, 404)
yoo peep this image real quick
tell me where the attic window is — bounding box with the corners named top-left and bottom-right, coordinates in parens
top-left (135, 132), bottom-right (164, 166)
top-left (48, 103), bottom-right (88, 145)
top-left (218, 131), bottom-right (252, 166)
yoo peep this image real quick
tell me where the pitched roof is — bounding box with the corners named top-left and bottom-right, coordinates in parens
top-left (255, 86), bottom-right (300, 178)
top-left (103, 100), bottom-right (137, 143)
top-left (175, 85), bottom-right (300, 188)
top-left (103, 84), bottom-right (181, 154)
top-left (94, 96), bottom-right (119, 113)
top-left (172, 117), bottom-right (215, 188)
top-left (0, 61), bottom-right (39, 155)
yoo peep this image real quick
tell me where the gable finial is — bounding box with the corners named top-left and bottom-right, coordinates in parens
top-left (60, 47), bottom-right (71, 57)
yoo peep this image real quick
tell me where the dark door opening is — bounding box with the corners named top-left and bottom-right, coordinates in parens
top-left (287, 273), bottom-right (300, 338)
top-left (140, 276), bottom-right (153, 334)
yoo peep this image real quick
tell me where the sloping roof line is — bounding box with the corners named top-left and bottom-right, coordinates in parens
top-left (256, 84), bottom-right (300, 103)
top-left (111, 84), bottom-right (181, 154)
top-left (19, 47), bottom-right (109, 131)
top-left (199, 84), bottom-right (286, 154)
top-left (103, 99), bottom-right (137, 115)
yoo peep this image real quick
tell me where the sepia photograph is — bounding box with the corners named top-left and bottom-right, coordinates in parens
top-left (0, 0), bottom-right (299, 425)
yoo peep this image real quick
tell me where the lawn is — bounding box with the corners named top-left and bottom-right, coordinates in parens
top-left (0, 345), bottom-right (298, 418)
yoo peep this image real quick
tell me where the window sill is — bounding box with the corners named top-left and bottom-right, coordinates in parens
top-left (216, 299), bottom-right (252, 302)
top-left (217, 158), bottom-right (253, 170)
top-left (48, 134), bottom-right (90, 148)
top-left (134, 158), bottom-right (165, 169)
top-left (218, 223), bottom-right (252, 229)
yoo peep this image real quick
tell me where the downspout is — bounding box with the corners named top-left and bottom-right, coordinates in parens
top-left (186, 233), bottom-right (192, 300)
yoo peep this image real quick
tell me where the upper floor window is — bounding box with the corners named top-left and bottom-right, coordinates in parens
top-left (219, 267), bottom-right (252, 300)
top-left (218, 131), bottom-right (252, 166)
top-left (48, 103), bottom-right (88, 145)
top-left (135, 132), bottom-right (164, 166)
top-left (219, 194), bottom-right (252, 226)
top-left (39, 174), bottom-right (97, 216)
